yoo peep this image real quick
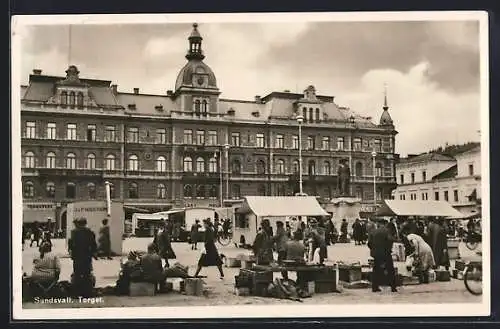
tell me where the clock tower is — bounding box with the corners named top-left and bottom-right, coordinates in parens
top-left (174, 23), bottom-right (220, 115)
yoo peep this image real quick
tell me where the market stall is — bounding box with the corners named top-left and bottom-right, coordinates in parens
top-left (375, 199), bottom-right (464, 218)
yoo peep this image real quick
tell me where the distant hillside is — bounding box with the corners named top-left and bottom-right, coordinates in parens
top-left (429, 141), bottom-right (480, 157)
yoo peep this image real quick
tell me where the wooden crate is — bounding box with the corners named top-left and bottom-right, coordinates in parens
top-left (338, 265), bottom-right (362, 283)
top-left (225, 258), bottom-right (242, 268)
top-left (239, 269), bottom-right (273, 296)
top-left (129, 282), bottom-right (156, 297)
top-left (435, 270), bottom-right (451, 282)
top-left (242, 260), bottom-right (256, 269)
top-left (315, 280), bottom-right (337, 293)
top-left (184, 278), bottom-right (204, 296)
top-left (455, 260), bottom-right (466, 271)
top-left (314, 266), bottom-right (337, 282)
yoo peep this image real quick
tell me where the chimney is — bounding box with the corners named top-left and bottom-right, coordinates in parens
top-left (283, 89), bottom-right (290, 93)
top-left (167, 90), bottom-right (173, 96)
top-left (32, 69), bottom-right (42, 75)
top-left (127, 104), bottom-right (136, 110)
top-left (155, 105), bottom-right (164, 111)
top-left (111, 84), bottom-right (118, 94)
top-left (133, 88), bottom-right (139, 94)
top-left (254, 95), bottom-right (261, 103)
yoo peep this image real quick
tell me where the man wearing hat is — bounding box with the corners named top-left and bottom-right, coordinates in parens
top-left (367, 218), bottom-right (397, 293)
top-left (68, 217), bottom-right (98, 296)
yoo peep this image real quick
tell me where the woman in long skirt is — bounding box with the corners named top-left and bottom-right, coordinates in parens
top-left (194, 219), bottom-right (224, 279)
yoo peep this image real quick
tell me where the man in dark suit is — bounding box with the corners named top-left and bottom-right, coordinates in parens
top-left (368, 219), bottom-right (397, 293)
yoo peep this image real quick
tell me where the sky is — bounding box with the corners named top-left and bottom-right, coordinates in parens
top-left (18, 18), bottom-right (482, 157)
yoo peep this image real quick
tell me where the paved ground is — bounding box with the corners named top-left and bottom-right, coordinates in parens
top-left (21, 238), bottom-right (482, 308)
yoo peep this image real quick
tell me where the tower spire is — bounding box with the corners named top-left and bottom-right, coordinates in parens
top-left (383, 82), bottom-right (389, 110)
top-left (185, 23), bottom-right (205, 61)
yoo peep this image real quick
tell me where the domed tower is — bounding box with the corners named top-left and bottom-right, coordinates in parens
top-left (379, 85), bottom-right (394, 129)
top-left (174, 23), bottom-right (220, 115)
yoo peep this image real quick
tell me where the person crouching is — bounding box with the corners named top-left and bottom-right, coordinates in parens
top-left (140, 243), bottom-right (167, 293)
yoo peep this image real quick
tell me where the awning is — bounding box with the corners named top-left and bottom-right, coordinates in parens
top-left (237, 196), bottom-right (329, 217)
top-left (153, 209), bottom-right (185, 216)
top-left (375, 199), bottom-right (463, 218)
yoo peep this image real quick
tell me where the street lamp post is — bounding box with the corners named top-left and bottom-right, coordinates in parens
top-left (224, 143), bottom-right (230, 202)
top-left (296, 115), bottom-right (304, 195)
top-left (371, 151), bottom-right (377, 208)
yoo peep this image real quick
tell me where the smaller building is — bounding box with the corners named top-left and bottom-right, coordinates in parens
top-left (393, 145), bottom-right (481, 216)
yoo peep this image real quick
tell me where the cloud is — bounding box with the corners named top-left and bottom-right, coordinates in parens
top-left (336, 62), bottom-right (480, 157)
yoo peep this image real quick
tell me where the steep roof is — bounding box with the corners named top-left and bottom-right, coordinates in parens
top-left (116, 93), bottom-right (175, 117)
top-left (399, 152), bottom-right (456, 164)
top-left (432, 164), bottom-right (458, 180)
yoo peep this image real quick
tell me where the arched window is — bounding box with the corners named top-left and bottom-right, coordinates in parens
top-left (302, 107), bottom-right (307, 122)
top-left (309, 108), bottom-right (314, 122)
top-left (308, 160), bottom-right (316, 176)
top-left (183, 184), bottom-right (193, 198)
top-left (183, 157), bottom-right (193, 172)
top-left (24, 151), bottom-right (35, 168)
top-left (276, 159), bottom-right (285, 174)
top-left (231, 184), bottom-right (241, 199)
top-left (355, 162), bottom-right (363, 177)
top-left (69, 91), bottom-right (76, 106)
top-left (60, 91), bottom-right (67, 106)
top-left (46, 152), bottom-right (56, 169)
top-left (156, 156), bottom-right (167, 172)
top-left (194, 99), bottom-right (201, 114)
top-left (128, 182), bottom-right (138, 198)
top-left (315, 108), bottom-right (320, 122)
top-left (105, 154), bottom-right (116, 170)
top-left (292, 160), bottom-right (299, 174)
top-left (128, 154), bottom-right (139, 171)
top-left (196, 157), bottom-right (205, 172)
top-left (88, 182), bottom-right (96, 199)
top-left (202, 100), bottom-right (208, 113)
top-left (66, 152), bottom-right (76, 169)
top-left (86, 153), bottom-right (96, 169)
top-left (209, 185), bottom-right (218, 198)
top-left (208, 157), bottom-right (218, 173)
top-left (76, 92), bottom-right (84, 107)
top-left (157, 183), bottom-right (167, 199)
top-left (23, 181), bottom-right (35, 198)
top-left (256, 160), bottom-right (266, 175)
top-left (257, 184), bottom-right (266, 196)
top-left (196, 185), bottom-right (206, 198)
top-left (46, 181), bottom-right (55, 198)
top-left (375, 162), bottom-right (383, 176)
top-left (232, 159), bottom-right (241, 174)
top-left (323, 161), bottom-right (331, 175)
top-left (66, 182), bottom-right (76, 198)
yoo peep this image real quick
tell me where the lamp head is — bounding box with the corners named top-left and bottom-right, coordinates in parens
top-left (371, 151), bottom-right (377, 157)
top-left (296, 115), bottom-right (304, 124)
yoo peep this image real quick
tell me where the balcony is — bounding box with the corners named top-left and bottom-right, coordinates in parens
top-left (351, 176), bottom-right (396, 184)
top-left (37, 168), bottom-right (104, 178)
top-left (181, 145), bottom-right (221, 154)
top-left (21, 168), bottom-right (39, 177)
top-left (181, 172), bottom-right (221, 184)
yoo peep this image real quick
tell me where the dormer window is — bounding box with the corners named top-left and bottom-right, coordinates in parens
top-left (69, 91), bottom-right (76, 107)
top-left (155, 105), bottom-right (164, 112)
top-left (76, 92), bottom-right (84, 108)
top-left (128, 104), bottom-right (136, 110)
top-left (194, 99), bottom-right (201, 114)
top-left (315, 108), bottom-right (320, 122)
top-left (251, 111), bottom-right (260, 117)
top-left (201, 100), bottom-right (208, 114)
top-left (302, 107), bottom-right (307, 123)
top-left (60, 91), bottom-right (67, 107)
top-left (309, 108), bottom-right (314, 122)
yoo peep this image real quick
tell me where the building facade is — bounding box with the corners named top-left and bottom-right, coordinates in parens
top-left (393, 145), bottom-right (481, 216)
top-left (20, 23), bottom-right (398, 230)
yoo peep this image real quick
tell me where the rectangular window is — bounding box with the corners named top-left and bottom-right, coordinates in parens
top-left (373, 139), bottom-right (382, 152)
top-left (87, 124), bottom-right (96, 142)
top-left (435, 191), bottom-right (439, 200)
top-left (231, 132), bottom-right (240, 146)
top-left (337, 137), bottom-right (344, 150)
top-left (353, 138), bottom-right (362, 151)
top-left (25, 121), bottom-right (36, 139)
top-left (128, 127), bottom-right (139, 143)
top-left (156, 128), bottom-right (166, 144)
top-left (400, 174), bottom-right (404, 184)
top-left (411, 173), bottom-right (415, 184)
top-left (105, 125), bottom-right (116, 142)
top-left (256, 133), bottom-right (265, 148)
top-left (196, 130), bottom-right (205, 145)
top-left (453, 190), bottom-right (459, 202)
top-left (183, 129), bottom-right (193, 144)
top-left (66, 123), bottom-right (77, 140)
top-left (322, 136), bottom-right (330, 150)
top-left (468, 164), bottom-right (474, 176)
top-left (307, 136), bottom-right (315, 150)
top-left (46, 122), bottom-right (57, 140)
top-left (208, 130), bottom-right (218, 145)
top-left (422, 171), bottom-right (427, 182)
top-left (275, 134), bottom-right (284, 149)
top-left (292, 135), bottom-right (299, 150)
top-left (444, 191), bottom-right (449, 202)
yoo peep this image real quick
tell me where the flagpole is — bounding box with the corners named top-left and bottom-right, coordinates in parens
top-left (68, 24), bottom-right (72, 66)
top-left (218, 149), bottom-right (223, 207)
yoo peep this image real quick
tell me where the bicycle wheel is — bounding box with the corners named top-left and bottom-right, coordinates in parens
top-left (218, 234), bottom-right (232, 247)
top-left (466, 241), bottom-right (479, 250)
top-left (464, 265), bottom-right (482, 296)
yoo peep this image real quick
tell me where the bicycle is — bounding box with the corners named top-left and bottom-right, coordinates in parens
top-left (463, 253), bottom-right (482, 296)
top-left (463, 231), bottom-right (482, 251)
top-left (217, 228), bottom-right (232, 247)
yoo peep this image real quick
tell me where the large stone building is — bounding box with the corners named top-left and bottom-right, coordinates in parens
top-left (20, 23), bottom-right (398, 231)
top-left (393, 145), bottom-right (481, 216)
